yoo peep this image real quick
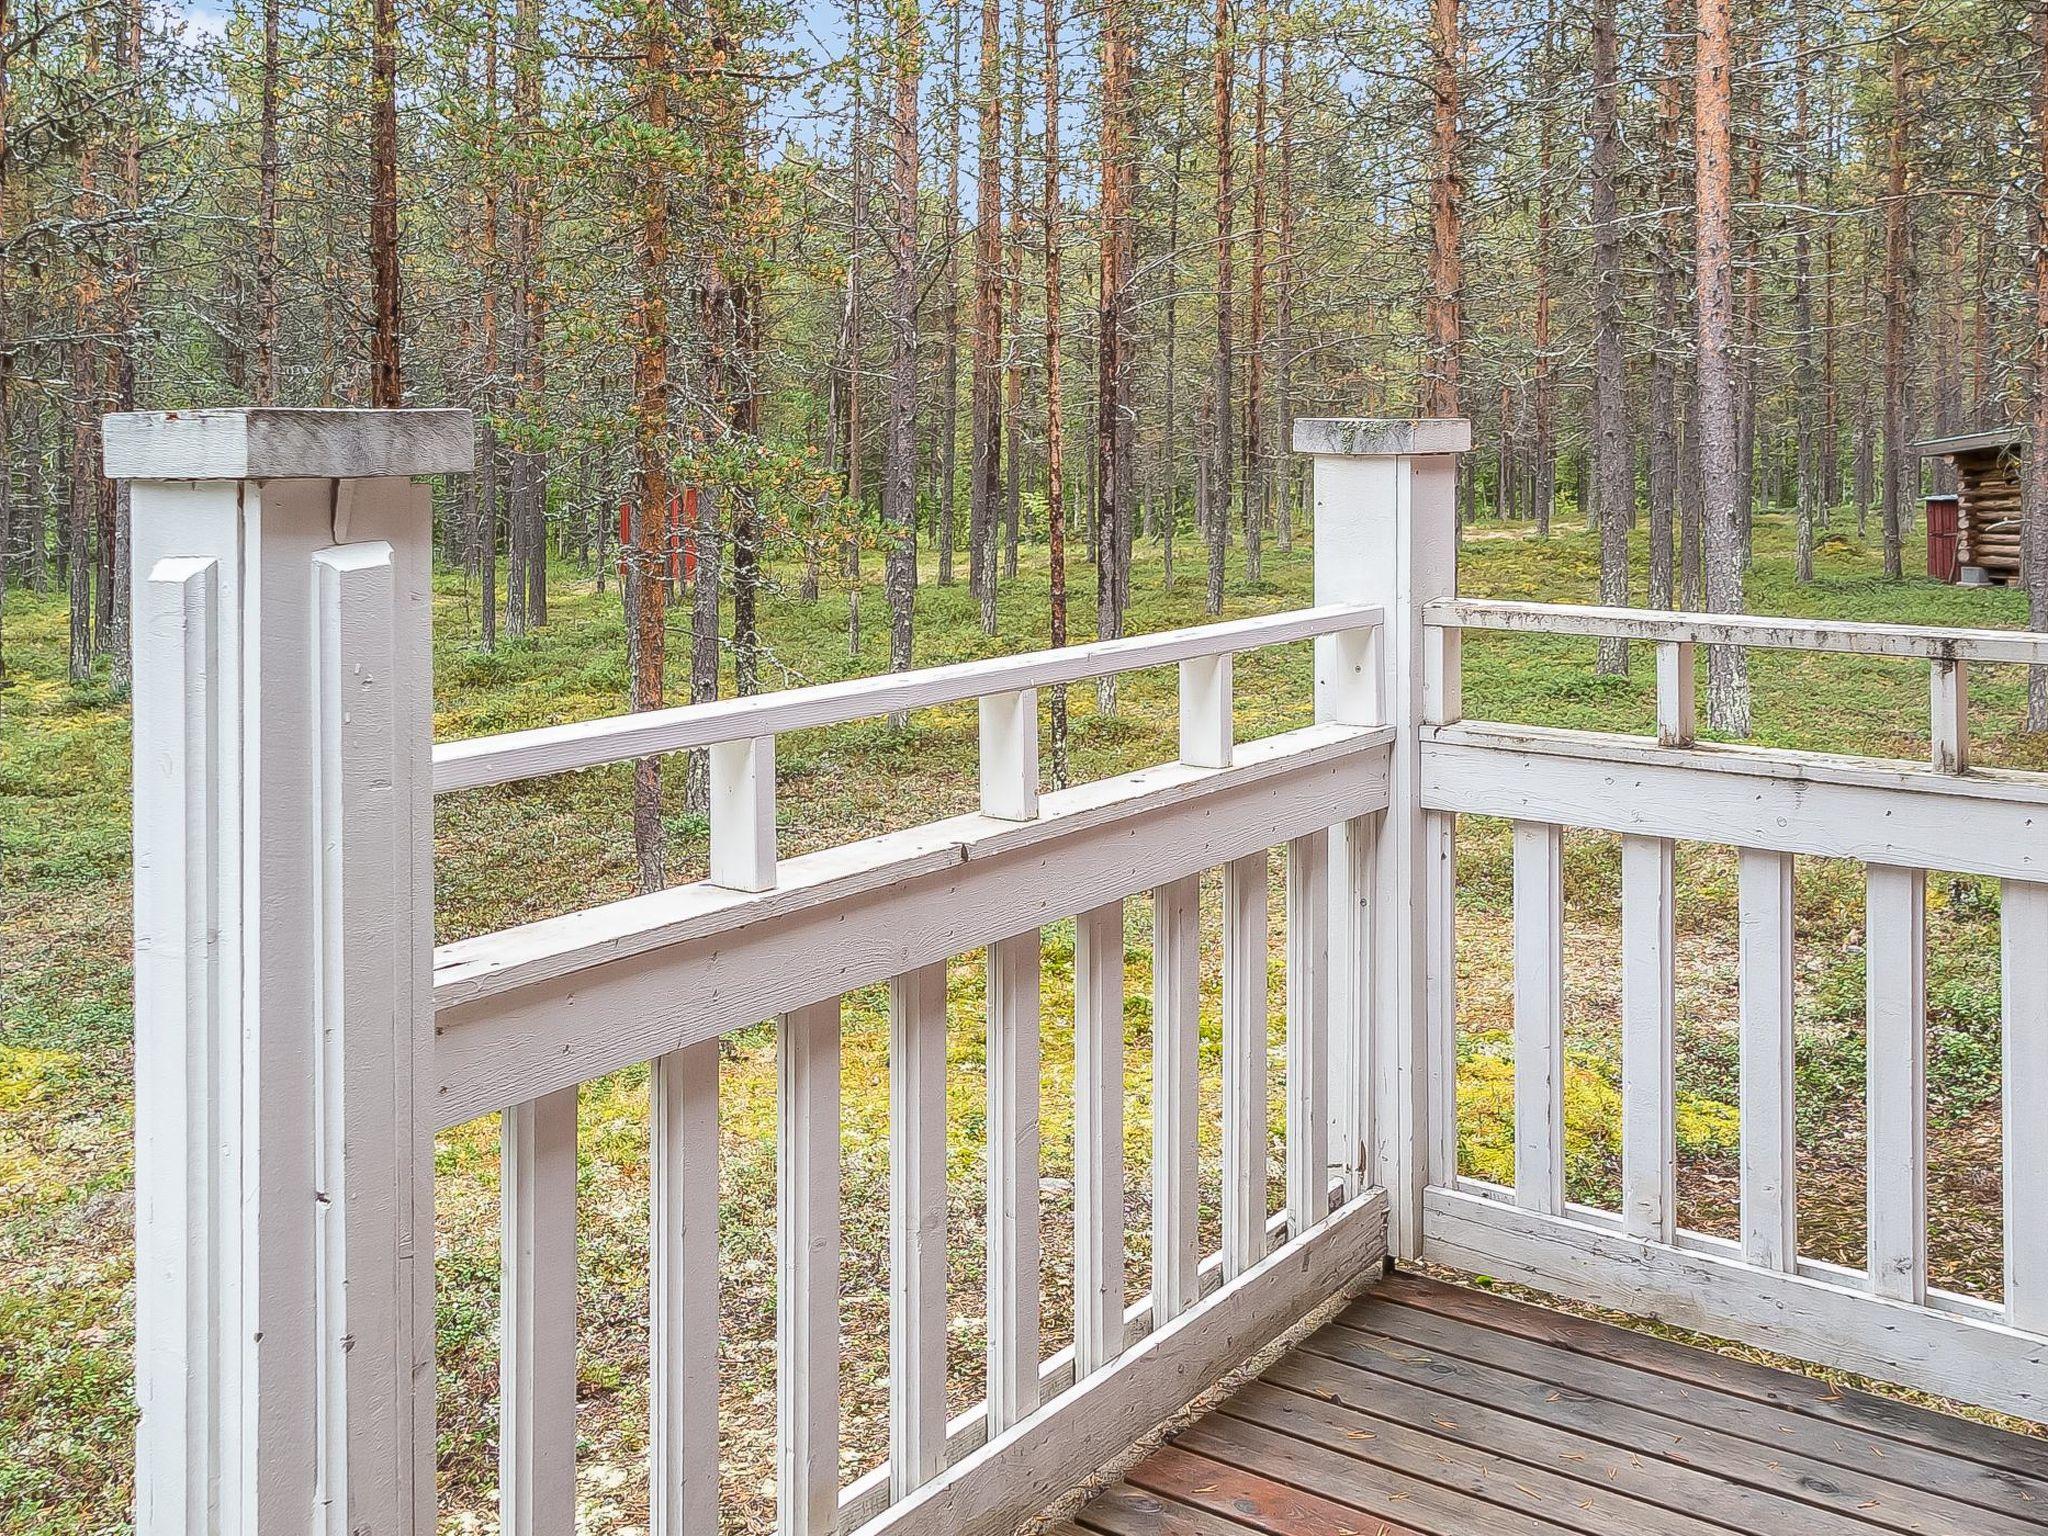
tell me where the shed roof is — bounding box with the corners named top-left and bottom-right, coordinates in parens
top-left (1910, 426), bottom-right (2026, 457)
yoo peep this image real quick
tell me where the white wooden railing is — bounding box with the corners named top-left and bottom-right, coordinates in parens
top-left (1411, 597), bottom-right (2048, 1420)
top-left (118, 407), bottom-right (2048, 1534)
top-left (113, 410), bottom-right (1476, 1536)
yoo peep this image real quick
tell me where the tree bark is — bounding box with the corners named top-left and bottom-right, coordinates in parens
top-left (1044, 0), bottom-right (1069, 785)
top-left (1096, 0), bottom-right (1135, 713)
top-left (631, 0), bottom-right (674, 893)
top-left (1881, 26), bottom-right (1911, 579)
top-left (1533, 0), bottom-right (1556, 538)
top-left (1791, 0), bottom-right (1819, 582)
top-left (1696, 0), bottom-right (1749, 731)
top-left (1648, 0), bottom-right (1684, 605)
top-left (1422, 0), bottom-right (1462, 420)
top-left (1208, 0), bottom-right (1234, 617)
top-left (2028, 0), bottom-right (2048, 729)
top-left (1590, 0), bottom-right (1629, 673)
top-left (884, 0), bottom-right (922, 690)
top-left (369, 0), bottom-right (403, 406)
top-left (971, 0), bottom-right (1003, 633)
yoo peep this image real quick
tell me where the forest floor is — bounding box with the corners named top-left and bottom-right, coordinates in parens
top-left (4, 505), bottom-right (2044, 1534)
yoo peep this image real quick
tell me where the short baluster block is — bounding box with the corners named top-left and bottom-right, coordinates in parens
top-left (1178, 654), bottom-right (1234, 769)
top-left (978, 690), bottom-right (1040, 822)
top-left (710, 734), bottom-right (777, 892)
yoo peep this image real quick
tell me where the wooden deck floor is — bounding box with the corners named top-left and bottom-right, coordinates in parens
top-left (1062, 1268), bottom-right (2048, 1536)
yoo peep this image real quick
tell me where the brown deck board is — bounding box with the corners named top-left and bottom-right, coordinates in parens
top-left (1343, 1291), bottom-right (2048, 1531)
top-left (1123, 1444), bottom-right (1434, 1536)
top-left (1372, 1269), bottom-right (2048, 1484)
top-left (1074, 1271), bottom-right (2048, 1536)
top-left (1223, 1375), bottom-right (1758, 1536)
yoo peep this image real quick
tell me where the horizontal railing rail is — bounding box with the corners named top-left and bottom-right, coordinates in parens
top-left (1431, 596), bottom-right (2048, 665)
top-left (434, 601), bottom-right (1384, 793)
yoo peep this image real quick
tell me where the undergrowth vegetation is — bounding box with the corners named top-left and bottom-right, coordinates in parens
top-left (2, 505), bottom-right (2037, 1532)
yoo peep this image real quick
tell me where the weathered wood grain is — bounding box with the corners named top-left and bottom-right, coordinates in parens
top-left (1371, 1272), bottom-right (2048, 1485)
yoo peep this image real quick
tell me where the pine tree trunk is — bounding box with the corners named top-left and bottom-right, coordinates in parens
top-left (1096, 0), bottom-right (1134, 714)
top-left (1696, 0), bottom-right (1749, 732)
top-left (1208, 0), bottom-right (1234, 617)
top-left (1791, 0), bottom-right (1819, 583)
top-left (1590, 0), bottom-right (1629, 673)
top-left (1423, 0), bottom-right (1462, 419)
top-left (369, 0), bottom-right (403, 407)
top-left (1648, 0), bottom-right (1684, 606)
top-left (1044, 0), bottom-right (1069, 785)
top-left (631, 0), bottom-right (674, 894)
top-left (971, 0), bottom-right (1004, 633)
top-left (2028, 0), bottom-right (2048, 729)
top-left (884, 0), bottom-right (922, 694)
top-left (1881, 28), bottom-right (1911, 579)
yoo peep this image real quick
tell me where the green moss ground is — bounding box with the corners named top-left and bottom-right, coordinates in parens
top-left (3, 505), bottom-right (2038, 1532)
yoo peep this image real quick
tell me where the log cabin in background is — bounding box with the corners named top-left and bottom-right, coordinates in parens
top-left (1915, 428), bottom-right (2027, 585)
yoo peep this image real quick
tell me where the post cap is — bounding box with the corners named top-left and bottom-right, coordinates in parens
top-left (104, 407), bottom-right (474, 481)
top-left (1291, 418), bottom-right (1472, 457)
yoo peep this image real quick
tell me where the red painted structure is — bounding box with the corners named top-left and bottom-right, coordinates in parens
top-left (1925, 494), bottom-right (1960, 585)
top-left (617, 486), bottom-right (701, 584)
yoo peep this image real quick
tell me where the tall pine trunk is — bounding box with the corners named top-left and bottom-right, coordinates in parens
top-left (1044, 0), bottom-right (1069, 785)
top-left (971, 0), bottom-right (1003, 633)
top-left (884, 0), bottom-right (922, 689)
top-left (1696, 0), bottom-right (1749, 732)
top-left (1590, 0), bottom-right (1629, 672)
top-left (1208, 0), bottom-right (1233, 617)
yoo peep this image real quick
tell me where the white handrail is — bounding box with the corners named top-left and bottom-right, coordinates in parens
top-left (433, 602), bottom-right (1384, 794)
top-left (1429, 597), bottom-right (2048, 665)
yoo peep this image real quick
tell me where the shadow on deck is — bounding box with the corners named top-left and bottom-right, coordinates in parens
top-left (1062, 1271), bottom-right (2048, 1536)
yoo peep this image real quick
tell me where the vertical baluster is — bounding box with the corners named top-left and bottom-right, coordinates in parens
top-left (651, 1044), bottom-right (719, 1535)
top-left (1739, 848), bottom-right (1798, 1272)
top-left (1620, 835), bottom-right (1677, 1243)
top-left (778, 998), bottom-right (841, 1536)
top-left (1512, 821), bottom-right (1565, 1215)
top-left (1423, 812), bottom-right (1459, 1192)
top-left (1656, 641), bottom-right (1697, 747)
top-left (1223, 850), bottom-right (1273, 1277)
top-left (1931, 659), bottom-right (1970, 774)
top-left (2004, 880), bottom-right (2048, 1332)
top-left (889, 964), bottom-right (948, 1494)
top-left (1866, 864), bottom-right (1927, 1303)
top-left (1287, 830), bottom-right (1332, 1235)
top-left (1331, 814), bottom-right (1377, 1200)
top-left (986, 931), bottom-right (1042, 1433)
top-left (1074, 902), bottom-right (1127, 1377)
top-left (978, 690), bottom-right (1039, 821)
top-left (709, 735), bottom-right (776, 891)
top-left (1178, 654), bottom-right (1234, 768)
top-left (1150, 876), bottom-right (1202, 1325)
top-left (500, 1086), bottom-right (579, 1536)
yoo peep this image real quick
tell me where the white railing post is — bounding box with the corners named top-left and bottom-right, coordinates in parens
top-left (1295, 417), bottom-right (1468, 1261)
top-left (113, 408), bottom-right (472, 1536)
